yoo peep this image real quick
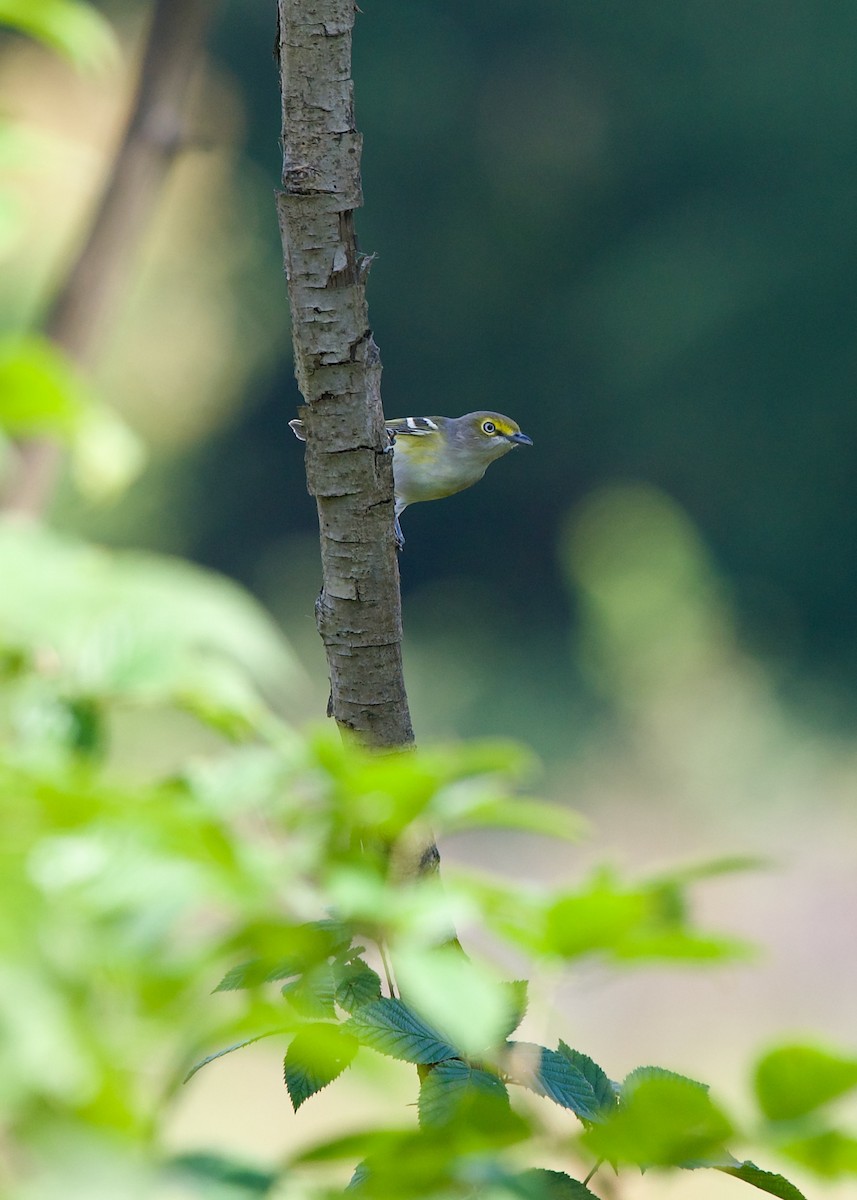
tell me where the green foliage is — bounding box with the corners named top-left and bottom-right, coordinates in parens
top-left (555, 1044), bottom-right (618, 1117)
top-left (0, 336), bottom-right (144, 498)
top-left (418, 1059), bottom-right (510, 1128)
top-left (754, 1043), bottom-right (857, 1121)
top-left (168, 1152), bottom-right (279, 1196)
top-left (716, 1161), bottom-right (817, 1200)
top-left (509, 1042), bottom-right (602, 1121)
top-left (582, 1073), bottom-right (732, 1167)
top-left (0, 520), bottom-right (822, 1200)
top-left (346, 998), bottom-right (459, 1065)
top-left (284, 1023), bottom-right (359, 1110)
top-left (0, 0), bottom-right (118, 71)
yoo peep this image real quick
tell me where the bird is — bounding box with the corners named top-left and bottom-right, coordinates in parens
top-left (289, 410), bottom-right (532, 548)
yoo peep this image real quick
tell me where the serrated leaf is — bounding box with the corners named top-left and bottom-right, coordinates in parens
top-left (557, 1043), bottom-right (617, 1115)
top-left (345, 998), bottom-right (458, 1064)
top-left (395, 946), bottom-right (518, 1056)
top-left (716, 1161), bottom-right (808, 1199)
top-left (754, 1043), bottom-right (857, 1122)
top-left (215, 921), bottom-right (352, 992)
top-left (582, 1075), bottom-right (732, 1167)
top-left (347, 1160), bottom-right (370, 1189)
top-left (512, 1169), bottom-right (601, 1199)
top-left (335, 960), bottom-right (382, 1013)
top-left (282, 963), bottom-right (336, 1019)
top-left (623, 1065), bottom-right (709, 1094)
top-left (418, 1059), bottom-right (509, 1127)
top-left (214, 960), bottom-right (274, 992)
top-left (507, 1042), bottom-right (600, 1121)
top-left (284, 1024), bottom-right (358, 1111)
top-left (184, 1031), bottom-right (286, 1083)
top-left (499, 980), bottom-right (529, 1039)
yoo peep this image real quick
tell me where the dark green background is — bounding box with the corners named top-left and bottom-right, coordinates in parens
top-left (108, 0), bottom-right (857, 742)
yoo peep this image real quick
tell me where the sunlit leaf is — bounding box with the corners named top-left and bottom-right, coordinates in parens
top-left (442, 797), bottom-right (585, 841)
top-left (778, 1128), bottom-right (857, 1178)
top-left (582, 1075), bottom-right (733, 1166)
top-left (0, 336), bottom-right (92, 439)
top-left (754, 1043), bottom-right (857, 1122)
top-left (0, 0), bottom-right (119, 72)
top-left (395, 946), bottom-right (520, 1057)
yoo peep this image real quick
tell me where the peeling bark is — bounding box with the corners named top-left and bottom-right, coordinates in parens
top-left (276, 0), bottom-right (414, 749)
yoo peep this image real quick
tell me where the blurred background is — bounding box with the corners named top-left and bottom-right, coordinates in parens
top-left (3, 1), bottom-right (857, 1196)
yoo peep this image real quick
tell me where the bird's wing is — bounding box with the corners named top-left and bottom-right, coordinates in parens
top-left (384, 417), bottom-right (440, 438)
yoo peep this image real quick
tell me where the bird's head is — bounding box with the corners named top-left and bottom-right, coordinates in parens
top-left (451, 411), bottom-right (533, 461)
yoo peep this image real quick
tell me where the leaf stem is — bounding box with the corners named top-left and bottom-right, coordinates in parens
top-left (378, 941), bottom-right (397, 999)
top-left (583, 1159), bottom-right (604, 1187)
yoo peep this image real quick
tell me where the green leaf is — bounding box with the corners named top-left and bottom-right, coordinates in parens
top-left (168, 1152), bottom-right (279, 1195)
top-left (283, 1024), bottom-right (358, 1111)
top-left (500, 979), bottom-right (529, 1039)
top-left (778, 1128), bottom-right (857, 1178)
top-left (0, 0), bottom-right (119, 71)
top-left (214, 961), bottom-right (275, 992)
top-left (184, 1031), bottom-right (287, 1083)
top-left (754, 1044), bottom-right (857, 1121)
top-left (542, 870), bottom-right (747, 964)
top-left (716, 1160), bottom-right (809, 1199)
top-left (582, 1075), bottom-right (732, 1167)
top-left (511, 1169), bottom-right (601, 1199)
top-left (623, 1065), bottom-right (709, 1094)
top-left (282, 964), bottom-right (337, 1020)
top-left (442, 797), bottom-right (586, 842)
top-left (0, 336), bottom-right (91, 439)
top-left (0, 522), bottom-right (299, 719)
top-left (395, 946), bottom-right (522, 1057)
top-left (418, 1059), bottom-right (510, 1127)
top-left (345, 998), bottom-right (459, 1064)
top-left (214, 921), bottom-right (352, 992)
top-left (335, 960), bottom-right (383, 1013)
top-left (557, 1043), bottom-right (618, 1115)
top-left (507, 1042), bottom-right (600, 1121)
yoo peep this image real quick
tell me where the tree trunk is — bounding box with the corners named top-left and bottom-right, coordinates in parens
top-left (275, 0), bottom-right (414, 750)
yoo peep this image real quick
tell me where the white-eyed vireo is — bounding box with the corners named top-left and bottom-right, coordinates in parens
top-left (290, 410), bottom-right (532, 548)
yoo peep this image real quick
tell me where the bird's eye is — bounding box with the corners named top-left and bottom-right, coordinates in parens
top-left (482, 421), bottom-right (496, 434)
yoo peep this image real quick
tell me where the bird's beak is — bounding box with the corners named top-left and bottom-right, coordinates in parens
top-left (509, 431), bottom-right (533, 446)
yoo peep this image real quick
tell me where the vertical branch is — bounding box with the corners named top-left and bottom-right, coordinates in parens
top-left (2, 0), bottom-right (216, 518)
top-left (276, 0), bottom-right (414, 750)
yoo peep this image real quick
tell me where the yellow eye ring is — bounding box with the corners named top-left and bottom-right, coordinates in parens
top-left (482, 420), bottom-right (496, 434)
